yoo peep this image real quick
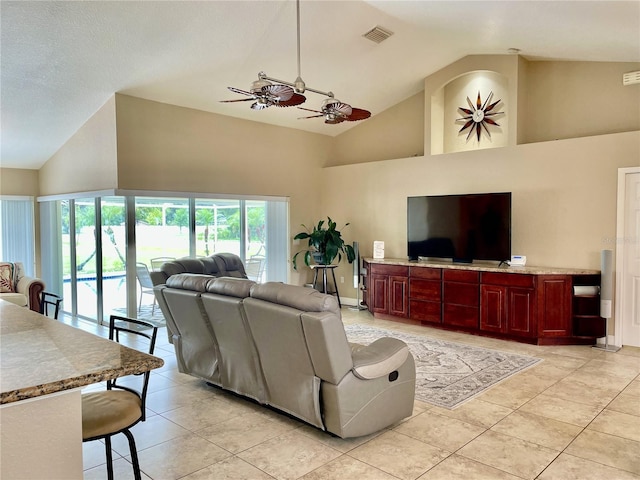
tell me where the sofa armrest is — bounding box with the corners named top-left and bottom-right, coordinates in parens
top-left (350, 337), bottom-right (409, 380)
top-left (150, 271), bottom-right (167, 286)
top-left (15, 276), bottom-right (45, 312)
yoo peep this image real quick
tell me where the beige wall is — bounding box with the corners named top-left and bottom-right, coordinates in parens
top-left (328, 57), bottom-right (640, 165)
top-left (39, 96), bottom-right (118, 196)
top-left (329, 91), bottom-right (424, 167)
top-left (114, 94), bottom-right (334, 284)
top-left (321, 131), bottom-right (639, 300)
top-left (522, 61), bottom-right (640, 144)
top-left (0, 168), bottom-right (39, 196)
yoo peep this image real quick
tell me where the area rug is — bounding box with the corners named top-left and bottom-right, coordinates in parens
top-left (344, 324), bottom-right (541, 409)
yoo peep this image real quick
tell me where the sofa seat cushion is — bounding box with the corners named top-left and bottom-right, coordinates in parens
top-left (0, 292), bottom-right (28, 307)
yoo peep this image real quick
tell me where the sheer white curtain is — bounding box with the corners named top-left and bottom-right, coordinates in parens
top-left (0, 197), bottom-right (36, 276)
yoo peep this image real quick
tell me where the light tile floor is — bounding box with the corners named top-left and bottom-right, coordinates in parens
top-left (66, 309), bottom-right (640, 480)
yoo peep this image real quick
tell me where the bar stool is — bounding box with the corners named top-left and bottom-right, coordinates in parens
top-left (40, 291), bottom-right (63, 319)
top-left (310, 264), bottom-right (341, 307)
top-left (82, 315), bottom-right (158, 480)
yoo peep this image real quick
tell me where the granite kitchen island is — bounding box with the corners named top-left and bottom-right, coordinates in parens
top-left (0, 300), bottom-right (164, 479)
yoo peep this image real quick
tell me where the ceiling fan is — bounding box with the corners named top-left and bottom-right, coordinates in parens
top-left (298, 98), bottom-right (371, 124)
top-left (221, 79), bottom-right (305, 110)
top-left (221, 0), bottom-right (370, 123)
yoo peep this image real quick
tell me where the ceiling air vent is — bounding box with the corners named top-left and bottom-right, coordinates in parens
top-left (623, 71), bottom-right (640, 86)
top-left (363, 26), bottom-right (394, 44)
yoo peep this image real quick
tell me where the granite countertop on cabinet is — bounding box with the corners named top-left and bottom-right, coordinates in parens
top-left (363, 258), bottom-right (600, 276)
top-left (0, 300), bottom-right (164, 404)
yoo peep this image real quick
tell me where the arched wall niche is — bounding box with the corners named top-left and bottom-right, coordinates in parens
top-left (431, 70), bottom-right (509, 155)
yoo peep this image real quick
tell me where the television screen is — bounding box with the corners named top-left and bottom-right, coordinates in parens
top-left (407, 192), bottom-right (511, 263)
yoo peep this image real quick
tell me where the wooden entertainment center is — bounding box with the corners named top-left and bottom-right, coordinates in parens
top-left (363, 258), bottom-right (605, 345)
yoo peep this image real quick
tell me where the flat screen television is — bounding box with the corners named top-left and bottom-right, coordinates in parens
top-left (407, 192), bottom-right (512, 263)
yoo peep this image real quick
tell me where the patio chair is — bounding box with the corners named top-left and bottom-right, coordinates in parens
top-left (150, 256), bottom-right (175, 272)
top-left (245, 256), bottom-right (265, 282)
top-left (135, 262), bottom-right (156, 314)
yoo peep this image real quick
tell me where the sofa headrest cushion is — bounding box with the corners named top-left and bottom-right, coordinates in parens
top-left (207, 277), bottom-right (255, 298)
top-left (214, 253), bottom-right (246, 274)
top-left (200, 257), bottom-right (221, 275)
top-left (249, 282), bottom-right (339, 314)
top-left (166, 273), bottom-right (214, 292)
top-left (160, 253), bottom-right (246, 278)
top-left (161, 259), bottom-right (202, 277)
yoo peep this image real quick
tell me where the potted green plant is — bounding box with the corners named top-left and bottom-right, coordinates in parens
top-left (292, 217), bottom-right (356, 270)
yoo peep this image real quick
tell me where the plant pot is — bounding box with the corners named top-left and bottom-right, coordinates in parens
top-left (311, 252), bottom-right (326, 265)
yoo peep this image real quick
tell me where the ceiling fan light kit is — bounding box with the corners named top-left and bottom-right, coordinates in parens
top-left (221, 0), bottom-right (371, 125)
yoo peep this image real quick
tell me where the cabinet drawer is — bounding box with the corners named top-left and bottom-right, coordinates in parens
top-left (409, 278), bottom-right (441, 301)
top-left (443, 304), bottom-right (479, 328)
top-left (410, 266), bottom-right (441, 280)
top-left (443, 282), bottom-right (479, 306)
top-left (444, 269), bottom-right (479, 283)
top-left (410, 299), bottom-right (441, 323)
top-left (481, 272), bottom-right (535, 288)
top-left (369, 264), bottom-right (409, 276)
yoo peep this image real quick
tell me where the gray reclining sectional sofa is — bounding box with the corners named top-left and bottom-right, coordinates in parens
top-left (154, 262), bottom-right (416, 438)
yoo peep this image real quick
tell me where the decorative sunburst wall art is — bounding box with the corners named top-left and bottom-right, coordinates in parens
top-left (456, 91), bottom-right (504, 142)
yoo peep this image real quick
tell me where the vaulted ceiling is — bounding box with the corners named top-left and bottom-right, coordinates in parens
top-left (2, 1), bottom-right (639, 169)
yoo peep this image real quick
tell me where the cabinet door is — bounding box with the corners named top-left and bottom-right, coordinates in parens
top-left (443, 270), bottom-right (479, 328)
top-left (410, 299), bottom-right (441, 324)
top-left (389, 276), bottom-right (409, 317)
top-left (537, 276), bottom-right (572, 337)
top-left (480, 284), bottom-right (506, 333)
top-left (370, 274), bottom-right (389, 314)
top-left (507, 288), bottom-right (536, 337)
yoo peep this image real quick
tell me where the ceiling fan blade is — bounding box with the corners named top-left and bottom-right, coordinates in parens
top-left (275, 93), bottom-right (306, 107)
top-left (298, 106), bottom-right (323, 114)
top-left (227, 86), bottom-right (255, 97)
top-left (220, 98), bottom-right (255, 103)
top-left (346, 108), bottom-right (371, 121)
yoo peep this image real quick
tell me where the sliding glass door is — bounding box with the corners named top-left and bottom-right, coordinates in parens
top-left (40, 192), bottom-right (288, 325)
top-left (74, 197), bottom-right (97, 320)
top-left (195, 199), bottom-right (241, 257)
